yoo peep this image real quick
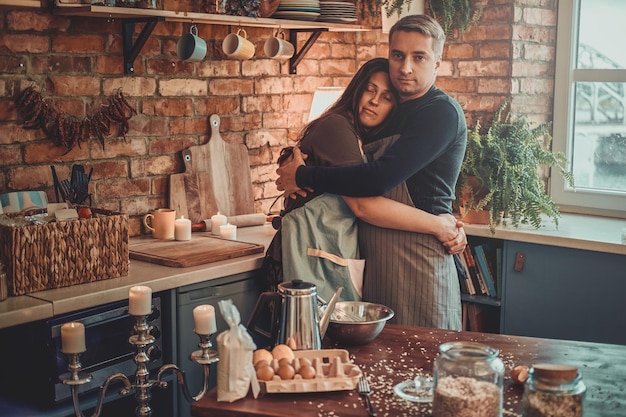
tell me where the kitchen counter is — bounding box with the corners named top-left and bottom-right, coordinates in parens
top-left (0, 223), bottom-right (277, 328)
top-left (191, 324), bottom-right (626, 417)
top-left (464, 212), bottom-right (626, 255)
top-left (1, 213), bottom-right (624, 329)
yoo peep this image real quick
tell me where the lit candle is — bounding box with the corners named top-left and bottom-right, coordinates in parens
top-left (193, 304), bottom-right (217, 335)
top-left (175, 216), bottom-right (192, 241)
top-left (61, 322), bottom-right (86, 354)
top-left (211, 212), bottom-right (227, 235)
top-left (129, 285), bottom-right (152, 316)
top-left (220, 223), bottom-right (237, 240)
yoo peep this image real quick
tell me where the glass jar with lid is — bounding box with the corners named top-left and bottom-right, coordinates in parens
top-left (522, 363), bottom-right (585, 417)
top-left (432, 341), bottom-right (504, 417)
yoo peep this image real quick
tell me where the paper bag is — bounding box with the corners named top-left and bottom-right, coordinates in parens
top-left (216, 299), bottom-right (260, 402)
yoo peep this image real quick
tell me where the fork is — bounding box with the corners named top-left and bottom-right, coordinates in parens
top-left (358, 374), bottom-right (376, 416)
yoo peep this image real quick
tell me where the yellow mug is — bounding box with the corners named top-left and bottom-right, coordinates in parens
top-left (143, 208), bottom-right (176, 239)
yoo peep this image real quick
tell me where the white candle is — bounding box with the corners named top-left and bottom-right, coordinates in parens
top-left (61, 322), bottom-right (86, 354)
top-left (129, 285), bottom-right (152, 316)
top-left (211, 212), bottom-right (227, 235)
top-left (220, 223), bottom-right (237, 240)
top-left (193, 304), bottom-right (217, 335)
top-left (175, 216), bottom-right (192, 241)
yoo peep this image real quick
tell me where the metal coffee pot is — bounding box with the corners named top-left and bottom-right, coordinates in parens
top-left (248, 280), bottom-right (342, 350)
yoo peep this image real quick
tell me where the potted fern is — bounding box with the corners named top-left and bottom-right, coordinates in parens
top-left (365, 0), bottom-right (481, 36)
top-left (455, 101), bottom-right (575, 234)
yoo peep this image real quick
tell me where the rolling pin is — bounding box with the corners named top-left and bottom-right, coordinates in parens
top-left (191, 213), bottom-right (277, 232)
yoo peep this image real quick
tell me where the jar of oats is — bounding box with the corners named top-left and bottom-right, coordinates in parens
top-left (522, 364), bottom-right (585, 417)
top-left (432, 341), bottom-right (504, 417)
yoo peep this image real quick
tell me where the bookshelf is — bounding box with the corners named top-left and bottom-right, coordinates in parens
top-left (459, 236), bottom-right (504, 334)
top-left (462, 226), bottom-right (626, 345)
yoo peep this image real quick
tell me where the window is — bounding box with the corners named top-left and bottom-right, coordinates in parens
top-left (552, 0), bottom-right (626, 217)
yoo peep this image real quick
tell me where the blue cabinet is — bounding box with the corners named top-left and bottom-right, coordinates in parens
top-left (502, 240), bottom-right (626, 345)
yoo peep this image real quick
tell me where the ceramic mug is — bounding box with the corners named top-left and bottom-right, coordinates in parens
top-left (264, 30), bottom-right (294, 60)
top-left (143, 208), bottom-right (176, 240)
top-left (177, 24), bottom-right (207, 62)
top-left (222, 28), bottom-right (255, 60)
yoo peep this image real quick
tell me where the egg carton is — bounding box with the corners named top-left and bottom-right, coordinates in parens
top-left (260, 349), bottom-right (362, 393)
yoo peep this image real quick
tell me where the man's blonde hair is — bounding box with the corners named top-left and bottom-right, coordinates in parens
top-left (389, 14), bottom-right (446, 59)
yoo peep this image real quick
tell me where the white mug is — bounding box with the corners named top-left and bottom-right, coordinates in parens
top-left (264, 31), bottom-right (294, 60)
top-left (177, 24), bottom-right (207, 62)
top-left (222, 28), bottom-right (255, 60)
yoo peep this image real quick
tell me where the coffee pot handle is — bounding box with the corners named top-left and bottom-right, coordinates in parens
top-left (246, 291), bottom-right (281, 345)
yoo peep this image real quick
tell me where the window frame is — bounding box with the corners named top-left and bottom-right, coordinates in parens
top-left (551, 0), bottom-right (626, 218)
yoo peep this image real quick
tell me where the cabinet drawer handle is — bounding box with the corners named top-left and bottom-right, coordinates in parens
top-left (514, 252), bottom-right (526, 272)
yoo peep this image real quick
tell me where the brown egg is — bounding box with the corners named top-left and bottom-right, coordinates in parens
top-left (255, 359), bottom-right (270, 370)
top-left (278, 357), bottom-right (292, 368)
top-left (299, 365), bottom-right (316, 379)
top-left (272, 344), bottom-right (295, 362)
top-left (298, 357), bottom-right (312, 368)
top-left (256, 364), bottom-right (275, 381)
top-left (277, 363), bottom-right (296, 380)
top-left (253, 348), bottom-right (274, 366)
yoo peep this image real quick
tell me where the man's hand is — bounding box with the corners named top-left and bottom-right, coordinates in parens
top-left (276, 147), bottom-right (310, 198)
top-left (442, 221), bottom-right (467, 255)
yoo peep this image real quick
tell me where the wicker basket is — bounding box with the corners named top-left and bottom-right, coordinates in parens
top-left (0, 207), bottom-right (129, 296)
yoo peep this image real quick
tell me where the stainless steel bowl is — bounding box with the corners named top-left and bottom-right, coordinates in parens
top-left (325, 301), bottom-right (395, 346)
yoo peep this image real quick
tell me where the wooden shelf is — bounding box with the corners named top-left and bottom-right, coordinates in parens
top-left (53, 5), bottom-right (368, 32)
top-left (0, 0), bottom-right (41, 7)
top-left (50, 4), bottom-right (369, 74)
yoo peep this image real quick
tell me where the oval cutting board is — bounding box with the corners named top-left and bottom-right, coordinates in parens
top-left (169, 115), bottom-right (255, 222)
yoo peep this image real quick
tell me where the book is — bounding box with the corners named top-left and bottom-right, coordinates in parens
top-left (453, 254), bottom-right (468, 294)
top-left (496, 246), bottom-right (503, 298)
top-left (463, 246), bottom-right (486, 296)
top-left (474, 244), bottom-right (498, 298)
top-left (455, 253), bottom-right (475, 295)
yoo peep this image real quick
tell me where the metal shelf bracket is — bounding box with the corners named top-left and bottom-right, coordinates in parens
top-left (289, 29), bottom-right (327, 75)
top-left (123, 17), bottom-right (164, 75)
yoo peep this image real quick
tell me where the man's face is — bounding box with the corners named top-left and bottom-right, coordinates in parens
top-left (388, 30), bottom-right (441, 102)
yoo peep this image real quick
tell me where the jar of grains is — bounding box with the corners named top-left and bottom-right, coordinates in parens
top-left (522, 364), bottom-right (585, 417)
top-left (432, 341), bottom-right (504, 417)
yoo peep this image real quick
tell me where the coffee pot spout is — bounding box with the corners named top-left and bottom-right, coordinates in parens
top-left (318, 286), bottom-right (343, 338)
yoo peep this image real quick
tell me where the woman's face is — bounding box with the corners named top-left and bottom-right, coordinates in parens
top-left (357, 71), bottom-right (396, 130)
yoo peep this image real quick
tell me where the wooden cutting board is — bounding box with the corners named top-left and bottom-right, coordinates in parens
top-left (169, 114), bottom-right (255, 223)
top-left (129, 233), bottom-right (264, 267)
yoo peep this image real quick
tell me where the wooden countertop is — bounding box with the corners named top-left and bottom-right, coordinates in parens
top-left (191, 324), bottom-right (626, 417)
top-left (0, 224), bottom-right (277, 328)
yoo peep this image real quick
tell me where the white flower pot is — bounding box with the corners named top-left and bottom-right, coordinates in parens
top-left (381, 0), bottom-right (425, 33)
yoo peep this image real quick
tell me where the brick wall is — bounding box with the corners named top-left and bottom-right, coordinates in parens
top-left (0, 0), bottom-right (557, 236)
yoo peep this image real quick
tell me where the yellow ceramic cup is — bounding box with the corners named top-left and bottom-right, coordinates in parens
top-left (143, 208), bottom-right (176, 239)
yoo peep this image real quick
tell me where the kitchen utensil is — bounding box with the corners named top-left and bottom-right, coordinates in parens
top-left (358, 374), bottom-right (376, 416)
top-left (325, 302), bottom-right (394, 346)
top-left (247, 280), bottom-right (343, 350)
top-left (176, 24), bottom-right (207, 62)
top-left (264, 30), bottom-right (294, 60)
top-left (143, 208), bottom-right (176, 240)
top-left (222, 28), bottom-right (255, 60)
top-left (129, 233), bottom-right (264, 267)
top-left (168, 114), bottom-right (255, 223)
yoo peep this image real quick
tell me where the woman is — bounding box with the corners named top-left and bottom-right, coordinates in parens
top-left (261, 58), bottom-right (463, 304)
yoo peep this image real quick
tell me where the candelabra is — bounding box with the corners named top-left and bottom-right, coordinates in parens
top-left (59, 312), bottom-right (219, 417)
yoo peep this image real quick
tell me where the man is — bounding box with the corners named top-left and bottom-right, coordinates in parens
top-left (277, 15), bottom-right (467, 330)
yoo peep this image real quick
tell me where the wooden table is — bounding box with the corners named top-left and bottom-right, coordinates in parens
top-left (191, 325), bottom-right (626, 417)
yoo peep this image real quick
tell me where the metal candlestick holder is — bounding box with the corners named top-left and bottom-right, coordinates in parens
top-left (60, 312), bottom-right (219, 417)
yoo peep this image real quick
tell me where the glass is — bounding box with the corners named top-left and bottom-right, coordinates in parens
top-left (393, 374), bottom-right (433, 403)
top-left (522, 365), bottom-right (585, 417)
top-left (578, 0), bottom-right (626, 70)
top-left (432, 341), bottom-right (504, 417)
top-left (571, 82), bottom-right (626, 194)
